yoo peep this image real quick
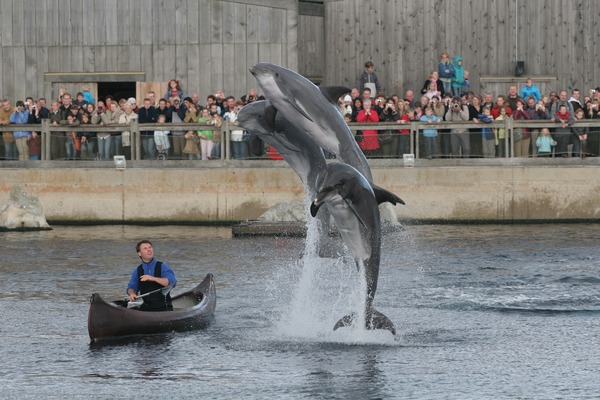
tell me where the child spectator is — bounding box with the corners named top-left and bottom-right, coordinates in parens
top-left (474, 107), bottom-right (495, 158)
top-left (27, 132), bottom-right (41, 160)
top-left (451, 56), bottom-right (465, 97)
top-left (359, 61), bottom-right (381, 98)
top-left (572, 108), bottom-right (588, 158)
top-left (164, 79), bottom-right (185, 102)
top-left (512, 99), bottom-right (531, 157)
top-left (495, 106), bottom-right (508, 157)
top-left (82, 86), bottom-right (95, 105)
top-left (154, 114), bottom-right (171, 159)
top-left (419, 107), bottom-right (442, 159)
top-left (438, 52), bottom-right (455, 96)
top-left (535, 128), bottom-right (556, 157)
top-left (520, 79), bottom-right (541, 102)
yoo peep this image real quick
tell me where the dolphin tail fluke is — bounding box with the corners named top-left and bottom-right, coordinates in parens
top-left (333, 309), bottom-right (397, 335)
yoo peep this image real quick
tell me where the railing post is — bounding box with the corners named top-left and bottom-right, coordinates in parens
top-left (41, 119), bottom-right (50, 161)
top-left (131, 120), bottom-right (139, 161)
top-left (224, 121), bottom-right (230, 160)
top-left (506, 117), bottom-right (513, 158)
top-left (410, 121), bottom-right (419, 159)
top-left (133, 120), bottom-right (141, 161)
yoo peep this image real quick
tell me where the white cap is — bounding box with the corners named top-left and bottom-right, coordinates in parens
top-left (343, 95), bottom-right (352, 102)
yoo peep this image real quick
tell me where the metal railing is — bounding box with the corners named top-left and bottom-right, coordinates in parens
top-left (0, 118), bottom-right (598, 161)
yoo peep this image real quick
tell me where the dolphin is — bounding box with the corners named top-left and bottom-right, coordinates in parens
top-left (310, 162), bottom-right (401, 335)
top-left (235, 100), bottom-right (326, 198)
top-left (249, 62), bottom-right (374, 183)
top-left (235, 100), bottom-right (342, 257)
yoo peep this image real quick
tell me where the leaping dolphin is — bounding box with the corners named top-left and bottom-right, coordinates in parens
top-left (310, 162), bottom-right (402, 335)
top-left (249, 62), bottom-right (374, 183)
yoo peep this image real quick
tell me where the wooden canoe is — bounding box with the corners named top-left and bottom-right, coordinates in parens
top-left (88, 273), bottom-right (216, 342)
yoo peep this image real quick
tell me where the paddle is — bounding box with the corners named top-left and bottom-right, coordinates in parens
top-left (126, 283), bottom-right (175, 309)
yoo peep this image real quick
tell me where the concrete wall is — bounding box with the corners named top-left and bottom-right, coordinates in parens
top-left (1, 160), bottom-right (600, 223)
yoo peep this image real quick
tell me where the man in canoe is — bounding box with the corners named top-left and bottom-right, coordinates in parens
top-left (127, 240), bottom-right (177, 311)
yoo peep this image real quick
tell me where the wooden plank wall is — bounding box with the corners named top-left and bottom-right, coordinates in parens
top-left (323, 0), bottom-right (600, 98)
top-left (0, 0), bottom-right (298, 102)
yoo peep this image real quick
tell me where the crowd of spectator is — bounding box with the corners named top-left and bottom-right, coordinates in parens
top-left (0, 81), bottom-right (264, 161)
top-left (2, 55), bottom-right (600, 162)
top-left (348, 55), bottom-right (600, 158)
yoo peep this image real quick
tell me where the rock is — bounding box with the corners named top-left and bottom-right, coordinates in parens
top-left (0, 186), bottom-right (51, 230)
top-left (259, 200), bottom-right (306, 222)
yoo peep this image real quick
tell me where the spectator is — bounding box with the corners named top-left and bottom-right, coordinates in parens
top-left (473, 106), bottom-right (495, 158)
top-left (205, 95), bottom-right (219, 114)
top-left (137, 98), bottom-right (159, 159)
top-left (220, 96), bottom-right (237, 117)
top-left (420, 107), bottom-right (442, 159)
top-left (92, 101), bottom-right (112, 160)
top-left (102, 102), bottom-right (124, 157)
top-left (78, 113), bottom-right (96, 160)
top-left (126, 98), bottom-right (139, 113)
top-left (196, 108), bottom-right (214, 160)
top-left (241, 88), bottom-right (262, 104)
top-left (404, 90), bottom-right (416, 108)
top-left (520, 79), bottom-right (541, 102)
top-left (495, 106), bottom-right (509, 157)
top-left (223, 101), bottom-right (246, 159)
top-left (27, 131), bottom-right (41, 160)
top-left (506, 84), bottom-right (524, 111)
top-left (423, 80), bottom-right (442, 101)
top-left (378, 98), bottom-right (400, 158)
top-left (147, 91), bottom-right (158, 107)
top-left (190, 93), bottom-right (201, 108)
top-left (351, 98), bottom-right (363, 122)
top-left (119, 104), bottom-right (138, 160)
top-left (359, 61), bottom-right (381, 98)
top-left (572, 108), bottom-right (588, 157)
top-left (356, 99), bottom-right (381, 158)
top-left (421, 71), bottom-right (445, 97)
top-left (164, 79), bottom-right (185, 101)
top-left (350, 88), bottom-right (360, 100)
top-left (569, 89), bottom-right (583, 113)
top-left (512, 98), bottom-right (531, 157)
top-left (169, 97), bottom-right (187, 159)
top-left (9, 101), bottom-right (31, 160)
top-left (445, 96), bottom-right (470, 157)
top-left (0, 99), bottom-right (16, 160)
top-left (395, 100), bottom-right (412, 155)
top-left (451, 56), bottom-right (465, 97)
top-left (551, 90), bottom-right (574, 118)
top-left (552, 104), bottom-right (575, 157)
top-left (438, 52), bottom-right (455, 96)
top-left (59, 92), bottom-right (73, 114)
top-left (60, 114), bottom-right (80, 160)
top-left (154, 114), bottom-right (171, 159)
top-left (491, 95), bottom-right (513, 119)
top-left (156, 98), bottom-right (170, 122)
top-left (482, 92), bottom-right (495, 109)
top-left (468, 95), bottom-right (484, 156)
top-left (535, 128), bottom-right (556, 157)
top-left (82, 86), bottom-right (95, 105)
top-left (361, 87), bottom-right (372, 102)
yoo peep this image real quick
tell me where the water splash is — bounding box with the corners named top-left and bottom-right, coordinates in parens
top-left (274, 197), bottom-right (394, 344)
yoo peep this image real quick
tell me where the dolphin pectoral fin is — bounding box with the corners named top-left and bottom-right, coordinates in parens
top-left (371, 184), bottom-right (405, 206)
top-left (264, 101), bottom-right (278, 132)
top-left (283, 96), bottom-right (314, 122)
top-left (320, 86), bottom-right (351, 105)
top-left (367, 308), bottom-right (397, 335)
top-left (333, 313), bottom-right (357, 331)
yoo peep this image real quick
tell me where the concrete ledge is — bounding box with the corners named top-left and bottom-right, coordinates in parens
top-left (1, 159), bottom-right (600, 222)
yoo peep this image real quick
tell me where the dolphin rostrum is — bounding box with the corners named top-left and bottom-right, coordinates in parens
top-left (310, 162), bottom-right (402, 335)
top-left (249, 62), bottom-right (374, 183)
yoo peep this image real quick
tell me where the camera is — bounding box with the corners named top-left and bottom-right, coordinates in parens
top-left (174, 100), bottom-right (180, 105)
top-left (24, 102), bottom-right (30, 107)
top-left (453, 103), bottom-right (460, 110)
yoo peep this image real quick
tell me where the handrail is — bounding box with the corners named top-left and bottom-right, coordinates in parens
top-left (1, 117), bottom-right (599, 161)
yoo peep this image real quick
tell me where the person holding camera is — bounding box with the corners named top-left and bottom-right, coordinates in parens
top-left (9, 101), bottom-right (31, 161)
top-left (444, 96), bottom-right (471, 158)
top-left (378, 98), bottom-right (400, 158)
top-left (168, 97), bottom-right (187, 159)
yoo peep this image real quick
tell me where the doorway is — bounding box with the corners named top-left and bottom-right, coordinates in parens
top-left (97, 82), bottom-right (136, 103)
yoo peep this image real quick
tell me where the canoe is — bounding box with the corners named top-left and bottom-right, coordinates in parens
top-left (88, 273), bottom-right (216, 342)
